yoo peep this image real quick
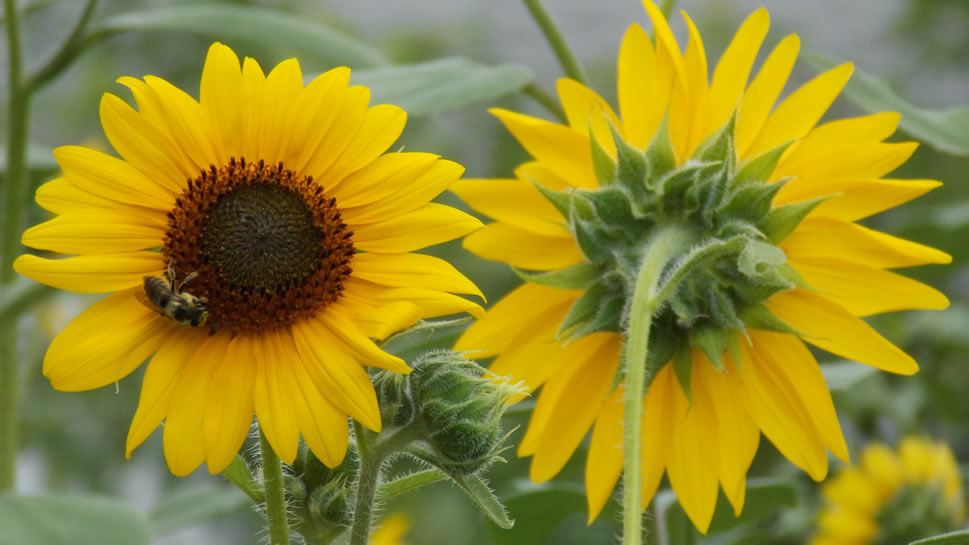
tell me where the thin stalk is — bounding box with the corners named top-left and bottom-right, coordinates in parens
top-left (623, 226), bottom-right (693, 545)
top-left (521, 0), bottom-right (587, 84)
top-left (349, 421), bottom-right (382, 545)
top-left (260, 432), bottom-right (291, 545)
top-left (522, 83), bottom-right (566, 123)
top-left (22, 0), bottom-right (98, 95)
top-left (0, 0), bottom-right (28, 492)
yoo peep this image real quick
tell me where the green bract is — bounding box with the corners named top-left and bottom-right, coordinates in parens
top-left (528, 115), bottom-right (823, 395)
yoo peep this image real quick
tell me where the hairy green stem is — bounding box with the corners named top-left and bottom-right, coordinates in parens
top-left (349, 421), bottom-right (382, 545)
top-left (0, 0), bottom-right (28, 493)
top-left (623, 226), bottom-right (694, 545)
top-left (522, 82), bottom-right (566, 123)
top-left (260, 432), bottom-right (291, 545)
top-left (521, 0), bottom-right (587, 84)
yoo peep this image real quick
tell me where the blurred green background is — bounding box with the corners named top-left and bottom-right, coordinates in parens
top-left (3, 0), bottom-right (969, 543)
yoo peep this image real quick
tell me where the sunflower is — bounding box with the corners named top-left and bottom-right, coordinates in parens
top-left (14, 42), bottom-right (483, 476)
top-left (371, 513), bottom-right (410, 545)
top-left (452, 1), bottom-right (949, 532)
top-left (812, 437), bottom-right (965, 545)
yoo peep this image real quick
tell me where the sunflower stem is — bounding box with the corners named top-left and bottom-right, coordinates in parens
top-left (259, 432), bottom-right (292, 545)
top-left (522, 82), bottom-right (567, 123)
top-left (622, 226), bottom-right (694, 545)
top-left (349, 421), bottom-right (382, 545)
top-left (521, 0), bottom-right (587, 85)
top-left (0, 0), bottom-right (29, 492)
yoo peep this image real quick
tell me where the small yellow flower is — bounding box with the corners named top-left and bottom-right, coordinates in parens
top-left (371, 513), bottom-right (410, 545)
top-left (453, 0), bottom-right (949, 533)
top-left (15, 43), bottom-right (483, 476)
top-left (812, 437), bottom-right (965, 545)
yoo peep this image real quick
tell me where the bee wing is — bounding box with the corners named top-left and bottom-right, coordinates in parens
top-left (134, 281), bottom-right (159, 312)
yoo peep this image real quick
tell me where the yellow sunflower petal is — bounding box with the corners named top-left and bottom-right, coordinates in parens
top-left (730, 343), bottom-right (828, 480)
top-left (351, 203), bottom-right (482, 253)
top-left (781, 217), bottom-right (951, 268)
top-left (21, 210), bottom-right (166, 254)
top-left (791, 256), bottom-right (949, 316)
top-left (816, 509), bottom-right (879, 542)
top-left (617, 23), bottom-right (658, 149)
top-left (861, 443), bottom-right (902, 495)
top-left (99, 93), bottom-right (191, 192)
top-left (163, 333), bottom-right (219, 476)
top-left (735, 34), bottom-right (800, 159)
top-left (586, 386), bottom-right (624, 522)
top-left (350, 252), bottom-right (482, 299)
top-left (557, 77), bottom-right (620, 157)
top-left (314, 308), bottom-right (409, 373)
top-left (253, 330), bottom-right (302, 464)
top-left (257, 57), bottom-right (303, 166)
top-left (35, 178), bottom-right (119, 214)
top-left (666, 358), bottom-right (720, 534)
top-left (777, 178), bottom-right (941, 222)
top-left (333, 289), bottom-right (424, 342)
top-left (43, 288), bottom-right (174, 391)
top-left (768, 289), bottom-right (918, 375)
top-left (126, 328), bottom-right (205, 457)
top-left (781, 112), bottom-right (901, 161)
top-left (456, 283), bottom-right (578, 357)
top-left (747, 63), bottom-right (853, 158)
top-left (287, 67), bottom-right (351, 174)
top-left (642, 366), bottom-right (676, 506)
top-left (200, 42), bottom-right (244, 159)
top-left (54, 146), bottom-right (175, 209)
top-left (283, 340), bottom-right (350, 468)
top-left (449, 178), bottom-right (567, 236)
top-left (301, 86), bottom-right (370, 183)
top-left (321, 104), bottom-right (407, 184)
top-left (707, 8), bottom-right (769, 135)
top-left (822, 469), bottom-right (883, 514)
top-left (14, 252), bottom-right (162, 293)
top-left (517, 160), bottom-right (596, 190)
top-left (142, 75), bottom-right (224, 170)
top-left (642, 0), bottom-right (686, 87)
top-left (292, 318), bottom-right (383, 431)
top-left (202, 332), bottom-right (255, 473)
top-left (463, 222), bottom-right (584, 271)
top-left (523, 334), bottom-right (620, 481)
top-left (238, 56), bottom-right (267, 160)
top-left (339, 157), bottom-right (463, 224)
top-left (772, 141), bottom-right (919, 182)
top-left (751, 331), bottom-right (849, 462)
top-left (668, 12), bottom-right (710, 162)
top-left (490, 108), bottom-right (595, 186)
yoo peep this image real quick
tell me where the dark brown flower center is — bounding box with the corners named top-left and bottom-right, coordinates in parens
top-left (163, 158), bottom-right (354, 332)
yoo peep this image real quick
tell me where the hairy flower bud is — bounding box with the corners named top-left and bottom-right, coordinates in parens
top-left (288, 443), bottom-right (358, 542)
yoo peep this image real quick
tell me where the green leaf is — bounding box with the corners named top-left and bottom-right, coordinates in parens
top-left (808, 54), bottom-right (969, 156)
top-left (0, 494), bottom-right (150, 545)
top-left (149, 485), bottom-right (249, 538)
top-left (447, 473), bottom-right (514, 529)
top-left (219, 454), bottom-right (262, 503)
top-left (376, 468), bottom-right (448, 501)
top-left (513, 261), bottom-right (603, 290)
top-left (909, 530), bottom-right (969, 545)
top-left (93, 4), bottom-right (386, 68)
top-left (351, 58), bottom-right (534, 115)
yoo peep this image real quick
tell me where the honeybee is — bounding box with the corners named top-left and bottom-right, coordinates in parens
top-left (138, 264), bottom-right (209, 327)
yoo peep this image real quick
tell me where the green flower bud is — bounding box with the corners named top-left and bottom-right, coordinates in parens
top-left (288, 443), bottom-right (358, 542)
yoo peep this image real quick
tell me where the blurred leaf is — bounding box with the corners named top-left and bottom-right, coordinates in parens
top-left (0, 277), bottom-right (53, 324)
top-left (446, 472), bottom-right (514, 530)
top-left (149, 484), bottom-right (249, 538)
top-left (808, 55), bottom-right (969, 156)
top-left (821, 361), bottom-right (876, 391)
top-left (0, 494), bottom-right (150, 545)
top-left (350, 58), bottom-right (534, 115)
top-left (92, 5), bottom-right (386, 68)
top-left (910, 530), bottom-right (969, 544)
top-left (492, 483), bottom-right (609, 545)
top-left (377, 468), bottom-right (448, 500)
top-left (0, 144), bottom-right (57, 173)
top-left (656, 478), bottom-right (797, 545)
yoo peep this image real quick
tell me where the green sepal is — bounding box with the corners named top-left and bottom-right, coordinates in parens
top-left (532, 182), bottom-right (572, 219)
top-left (739, 302), bottom-right (802, 336)
top-left (513, 261), bottom-right (603, 290)
top-left (570, 215), bottom-right (614, 263)
top-left (720, 179), bottom-right (785, 224)
top-left (672, 344), bottom-right (694, 403)
top-left (734, 141), bottom-right (793, 186)
top-left (589, 126), bottom-right (618, 186)
top-left (762, 195), bottom-right (828, 243)
top-left (659, 162), bottom-right (722, 214)
top-left (778, 263), bottom-right (812, 290)
top-left (645, 118), bottom-right (676, 181)
top-left (610, 122), bottom-right (649, 193)
top-left (695, 113), bottom-right (737, 172)
top-left (577, 187), bottom-right (638, 236)
top-left (689, 324), bottom-right (728, 372)
top-left (725, 331), bottom-right (743, 371)
top-left (569, 191), bottom-right (598, 222)
top-left (738, 239), bottom-right (791, 287)
top-left (558, 280), bottom-right (624, 339)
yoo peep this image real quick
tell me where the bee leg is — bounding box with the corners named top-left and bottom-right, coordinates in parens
top-left (177, 271), bottom-right (199, 292)
top-left (166, 263), bottom-right (177, 287)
